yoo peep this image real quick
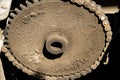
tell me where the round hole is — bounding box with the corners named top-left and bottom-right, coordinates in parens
top-left (51, 42), bottom-right (63, 49)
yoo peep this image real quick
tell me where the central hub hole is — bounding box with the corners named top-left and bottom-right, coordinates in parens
top-left (51, 42), bottom-right (62, 49)
top-left (43, 42), bottom-right (63, 60)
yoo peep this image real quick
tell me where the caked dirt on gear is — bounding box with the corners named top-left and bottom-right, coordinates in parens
top-left (2, 0), bottom-right (112, 79)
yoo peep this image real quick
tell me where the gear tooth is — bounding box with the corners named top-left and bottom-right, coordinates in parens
top-left (104, 24), bottom-right (111, 32)
top-left (84, 0), bottom-right (91, 8)
top-left (74, 73), bottom-right (81, 79)
top-left (103, 20), bottom-right (110, 28)
top-left (71, 0), bottom-right (84, 5)
top-left (17, 63), bottom-right (24, 70)
top-left (104, 42), bottom-right (109, 52)
top-left (56, 76), bottom-right (63, 80)
top-left (88, 1), bottom-right (97, 12)
top-left (106, 33), bottom-right (112, 42)
top-left (15, 8), bottom-right (21, 14)
top-left (51, 77), bottom-right (57, 80)
top-left (45, 76), bottom-right (57, 80)
top-left (95, 60), bottom-right (100, 66)
top-left (6, 22), bottom-right (10, 27)
top-left (27, 69), bottom-right (34, 75)
top-left (26, 0), bottom-right (32, 6)
top-left (69, 75), bottom-right (76, 80)
top-left (7, 17), bottom-right (12, 23)
top-left (5, 45), bottom-right (9, 49)
top-left (80, 71), bottom-right (87, 76)
top-left (4, 38), bottom-right (8, 43)
top-left (44, 76), bottom-right (51, 80)
top-left (22, 67), bottom-right (28, 73)
top-left (5, 52), bottom-right (11, 57)
top-left (13, 60), bottom-right (19, 66)
top-left (4, 40), bottom-right (8, 44)
top-left (4, 29), bottom-right (8, 36)
top-left (10, 13), bottom-right (16, 18)
top-left (33, 0), bottom-right (40, 3)
top-left (86, 68), bottom-right (92, 73)
top-left (91, 64), bottom-right (97, 70)
top-left (20, 4), bottom-right (26, 9)
top-left (98, 52), bottom-right (104, 61)
top-left (1, 46), bottom-right (8, 53)
top-left (8, 55), bottom-right (15, 62)
top-left (64, 76), bottom-right (69, 80)
top-left (95, 5), bottom-right (103, 16)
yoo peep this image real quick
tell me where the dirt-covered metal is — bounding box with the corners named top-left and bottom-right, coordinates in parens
top-left (2, 0), bottom-right (112, 79)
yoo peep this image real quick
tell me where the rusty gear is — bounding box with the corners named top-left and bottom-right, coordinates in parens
top-left (2, 0), bottom-right (112, 79)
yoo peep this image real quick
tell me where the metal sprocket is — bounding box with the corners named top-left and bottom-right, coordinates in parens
top-left (2, 0), bottom-right (112, 79)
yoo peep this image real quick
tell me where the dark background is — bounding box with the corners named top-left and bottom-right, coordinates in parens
top-left (0, 0), bottom-right (120, 80)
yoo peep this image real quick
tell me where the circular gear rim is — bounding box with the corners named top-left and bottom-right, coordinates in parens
top-left (2, 0), bottom-right (112, 79)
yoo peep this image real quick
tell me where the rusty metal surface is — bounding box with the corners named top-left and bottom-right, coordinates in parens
top-left (2, 0), bottom-right (112, 79)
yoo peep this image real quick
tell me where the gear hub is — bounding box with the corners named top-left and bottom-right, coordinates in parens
top-left (46, 33), bottom-right (68, 55)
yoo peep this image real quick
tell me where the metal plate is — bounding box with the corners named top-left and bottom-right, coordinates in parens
top-left (7, 0), bottom-right (105, 76)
